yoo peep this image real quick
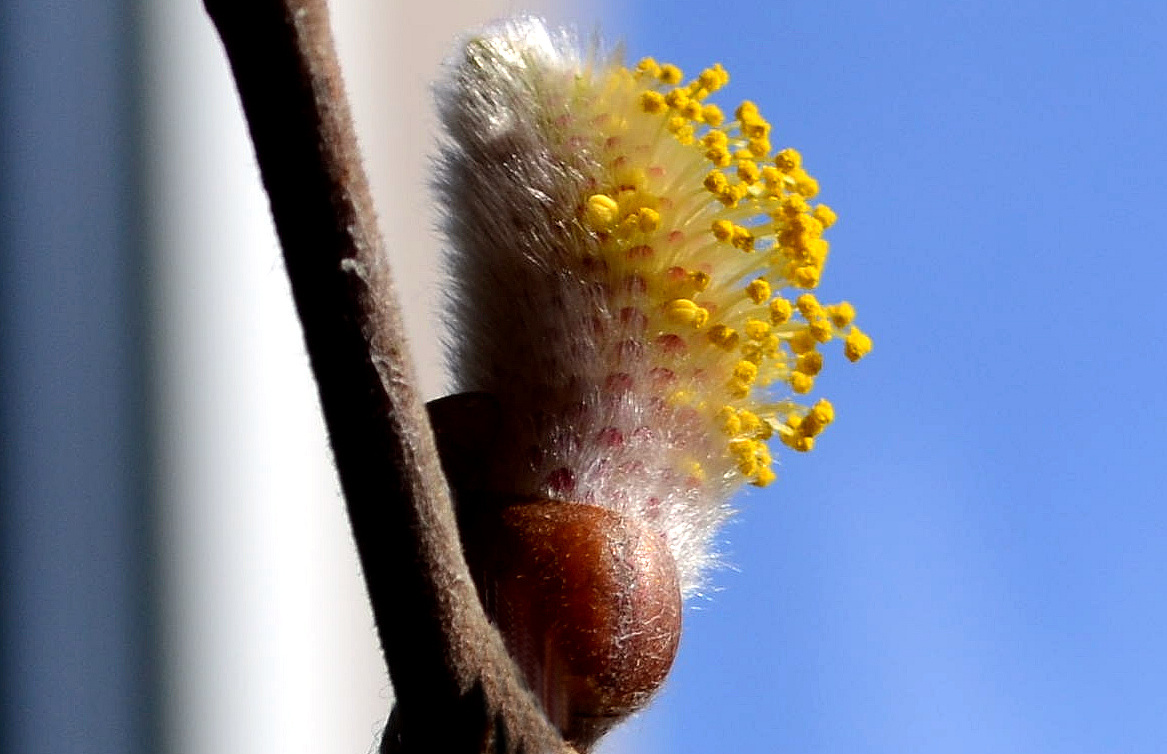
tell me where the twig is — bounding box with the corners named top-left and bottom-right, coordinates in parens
top-left (202, 1), bottom-right (567, 751)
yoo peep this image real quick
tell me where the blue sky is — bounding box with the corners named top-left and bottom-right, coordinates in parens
top-left (594, 1), bottom-right (1167, 752)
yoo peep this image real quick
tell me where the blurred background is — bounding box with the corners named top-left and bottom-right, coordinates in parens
top-left (3, 1), bottom-right (1167, 753)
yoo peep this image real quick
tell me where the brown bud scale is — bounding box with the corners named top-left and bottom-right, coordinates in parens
top-left (466, 501), bottom-right (682, 748)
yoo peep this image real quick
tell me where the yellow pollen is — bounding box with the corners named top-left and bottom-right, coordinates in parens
top-left (664, 298), bottom-right (709, 328)
top-left (744, 319), bottom-right (771, 340)
top-left (809, 317), bottom-right (834, 343)
top-left (745, 278), bottom-right (771, 304)
top-left (640, 90), bottom-right (668, 114)
top-left (708, 324), bottom-right (740, 350)
top-left (827, 301), bottom-right (856, 328)
top-left (752, 466), bottom-right (777, 487)
top-left (844, 327), bottom-right (873, 362)
top-left (704, 170), bottom-right (729, 194)
top-left (711, 219), bottom-right (733, 242)
top-left (813, 204), bottom-right (838, 228)
top-left (811, 399), bottom-right (835, 426)
top-left (737, 409), bottom-right (762, 435)
top-left (637, 207), bottom-right (662, 233)
top-left (545, 54), bottom-right (870, 491)
top-left (702, 104), bottom-right (725, 126)
top-left (790, 371), bottom-right (814, 394)
top-left (789, 330), bottom-right (816, 354)
top-left (737, 160), bottom-right (761, 185)
top-left (733, 360), bottom-right (758, 384)
top-left (795, 293), bottom-right (824, 319)
top-left (769, 297), bottom-right (793, 324)
top-left (585, 194), bottom-right (619, 230)
top-left (659, 64), bottom-right (683, 84)
top-left (636, 57), bottom-right (662, 78)
top-left (665, 88), bottom-right (690, 110)
top-left (796, 351), bottom-right (824, 376)
top-left (730, 225), bottom-right (754, 251)
top-left (774, 148), bottom-right (802, 172)
top-left (718, 405), bottom-right (742, 435)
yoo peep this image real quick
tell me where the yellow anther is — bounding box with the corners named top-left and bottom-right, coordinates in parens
top-left (813, 204), bottom-right (838, 229)
top-left (774, 148), bottom-right (802, 172)
top-left (747, 138), bottom-right (772, 159)
top-left (735, 100), bottom-right (759, 121)
top-left (844, 326), bottom-right (873, 362)
top-left (756, 415), bottom-right (775, 440)
top-left (681, 100), bottom-right (704, 120)
top-left (789, 329), bottom-right (816, 354)
top-left (807, 239), bottom-right (830, 266)
top-left (733, 360), bottom-right (758, 385)
top-left (708, 324), bottom-right (740, 350)
top-left (640, 90), bottom-right (668, 114)
top-left (744, 319), bottom-right (771, 341)
top-left (790, 371), bottom-right (814, 394)
top-left (636, 57), bottom-right (661, 78)
top-left (741, 115), bottom-right (771, 140)
top-left (717, 405), bottom-right (742, 436)
top-left (761, 165), bottom-right (783, 189)
top-left (698, 65), bottom-right (725, 91)
top-left (785, 434), bottom-right (815, 452)
top-left (800, 401), bottom-right (833, 438)
top-left (780, 195), bottom-right (810, 217)
top-left (659, 64), bottom-right (683, 84)
top-left (719, 184), bottom-right (749, 208)
top-left (688, 270), bottom-right (711, 291)
top-left (769, 297), bottom-right (793, 324)
top-left (795, 294), bottom-right (823, 319)
top-left (705, 145), bottom-right (732, 167)
top-left (745, 278), bottom-right (771, 304)
top-left (827, 301), bottom-right (856, 328)
top-left (664, 298), bottom-right (709, 328)
top-left (585, 194), bottom-right (619, 230)
top-left (702, 104), bottom-right (725, 126)
top-left (730, 225), bottom-right (754, 251)
top-left (752, 466), bottom-right (777, 487)
top-left (701, 130), bottom-right (728, 148)
top-left (790, 264), bottom-right (821, 288)
top-left (711, 219), bottom-right (733, 241)
top-left (737, 409), bottom-right (762, 435)
top-left (809, 317), bottom-right (834, 343)
top-left (740, 342), bottom-right (763, 364)
top-left (796, 351), bottom-right (823, 376)
top-left (665, 88), bottom-right (690, 110)
top-left (704, 170), bottom-right (729, 194)
top-left (637, 207), bottom-right (661, 233)
top-left (810, 399), bottom-right (834, 426)
top-left (729, 439), bottom-right (759, 475)
top-left (737, 159), bottom-right (761, 185)
top-left (790, 168), bottom-right (820, 198)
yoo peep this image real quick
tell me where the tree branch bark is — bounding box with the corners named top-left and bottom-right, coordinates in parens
top-left (202, 1), bottom-right (568, 751)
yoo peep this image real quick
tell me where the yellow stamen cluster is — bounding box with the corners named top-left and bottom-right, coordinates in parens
top-left (568, 56), bottom-right (869, 488)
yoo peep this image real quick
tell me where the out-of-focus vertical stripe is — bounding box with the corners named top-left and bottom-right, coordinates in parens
top-left (0, 1), bottom-right (154, 753)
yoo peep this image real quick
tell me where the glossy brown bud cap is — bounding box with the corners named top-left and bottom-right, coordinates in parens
top-left (467, 501), bottom-right (682, 749)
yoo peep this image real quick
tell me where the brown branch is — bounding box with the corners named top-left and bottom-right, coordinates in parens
top-left (202, 1), bottom-right (567, 751)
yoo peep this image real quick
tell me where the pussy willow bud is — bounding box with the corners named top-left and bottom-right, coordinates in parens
top-left (435, 16), bottom-right (870, 745)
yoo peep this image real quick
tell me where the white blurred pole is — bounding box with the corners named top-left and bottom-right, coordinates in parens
top-left (143, 2), bottom-right (564, 754)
